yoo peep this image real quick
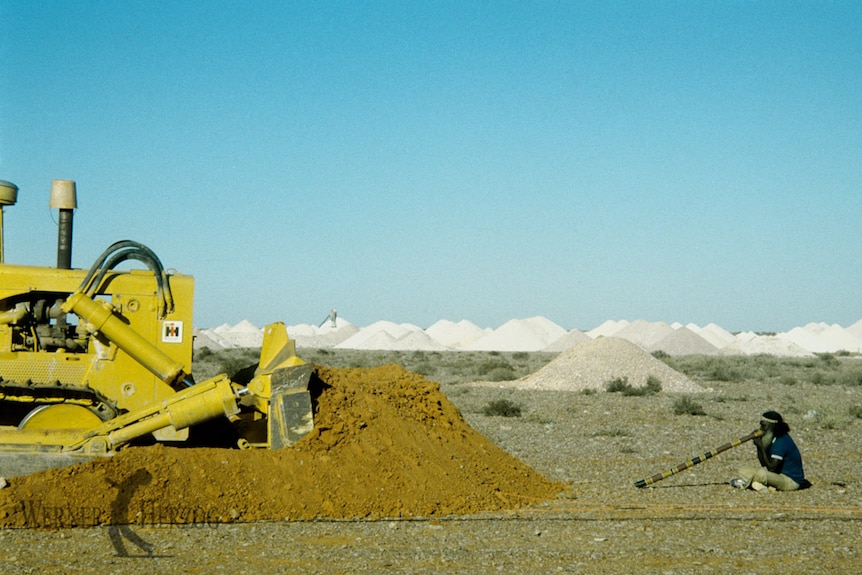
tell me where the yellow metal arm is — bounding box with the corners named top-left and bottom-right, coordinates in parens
top-left (69, 375), bottom-right (240, 453)
top-left (61, 291), bottom-right (187, 386)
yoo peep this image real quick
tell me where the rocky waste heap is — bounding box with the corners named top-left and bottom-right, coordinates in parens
top-left (483, 337), bottom-right (704, 393)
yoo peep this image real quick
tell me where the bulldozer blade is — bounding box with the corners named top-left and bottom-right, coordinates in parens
top-left (267, 363), bottom-right (314, 449)
top-left (258, 322), bottom-right (304, 375)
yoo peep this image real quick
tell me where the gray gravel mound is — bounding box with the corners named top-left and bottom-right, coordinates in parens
top-left (648, 326), bottom-right (719, 356)
top-left (542, 328), bottom-right (591, 352)
top-left (484, 337), bottom-right (704, 393)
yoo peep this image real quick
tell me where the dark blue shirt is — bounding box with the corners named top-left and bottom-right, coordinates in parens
top-left (769, 434), bottom-right (805, 484)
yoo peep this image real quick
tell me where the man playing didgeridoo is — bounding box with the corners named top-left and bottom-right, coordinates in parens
top-left (731, 411), bottom-right (809, 492)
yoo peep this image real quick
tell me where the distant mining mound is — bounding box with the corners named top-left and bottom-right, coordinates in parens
top-left (483, 337), bottom-right (704, 393)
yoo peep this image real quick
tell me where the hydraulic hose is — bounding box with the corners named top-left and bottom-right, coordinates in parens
top-left (76, 240), bottom-right (174, 318)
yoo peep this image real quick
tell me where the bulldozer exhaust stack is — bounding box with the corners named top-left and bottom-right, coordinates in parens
top-left (50, 179), bottom-right (78, 269)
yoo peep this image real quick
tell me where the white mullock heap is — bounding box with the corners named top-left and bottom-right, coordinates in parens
top-left (193, 317), bottom-right (862, 356)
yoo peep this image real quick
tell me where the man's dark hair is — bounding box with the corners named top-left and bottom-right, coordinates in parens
top-left (762, 410), bottom-right (790, 436)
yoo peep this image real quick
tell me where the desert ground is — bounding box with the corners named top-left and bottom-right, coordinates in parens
top-left (1, 348), bottom-right (860, 574)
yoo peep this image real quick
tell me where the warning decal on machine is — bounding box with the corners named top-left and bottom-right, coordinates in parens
top-left (162, 320), bottom-right (183, 343)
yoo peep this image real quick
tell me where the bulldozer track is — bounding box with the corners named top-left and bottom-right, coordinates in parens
top-left (0, 380), bottom-right (117, 422)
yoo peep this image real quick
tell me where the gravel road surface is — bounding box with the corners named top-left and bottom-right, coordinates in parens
top-left (2, 379), bottom-right (859, 574)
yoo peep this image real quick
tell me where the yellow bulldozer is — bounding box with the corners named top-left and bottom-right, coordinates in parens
top-left (0, 179), bottom-right (314, 477)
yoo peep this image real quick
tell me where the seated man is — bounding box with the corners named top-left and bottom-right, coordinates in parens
top-left (732, 410), bottom-right (808, 492)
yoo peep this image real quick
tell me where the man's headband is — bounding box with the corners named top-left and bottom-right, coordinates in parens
top-left (760, 412), bottom-right (781, 423)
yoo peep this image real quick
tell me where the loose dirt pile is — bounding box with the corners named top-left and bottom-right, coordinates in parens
top-left (482, 337), bottom-right (704, 392)
top-left (0, 365), bottom-right (564, 528)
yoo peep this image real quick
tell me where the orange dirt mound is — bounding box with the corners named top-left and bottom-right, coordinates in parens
top-left (0, 364), bottom-right (564, 528)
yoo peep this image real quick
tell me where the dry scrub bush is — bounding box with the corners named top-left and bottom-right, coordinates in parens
top-left (482, 399), bottom-right (522, 417)
top-left (605, 375), bottom-right (662, 396)
top-left (665, 354), bottom-right (862, 387)
top-left (673, 395), bottom-right (706, 416)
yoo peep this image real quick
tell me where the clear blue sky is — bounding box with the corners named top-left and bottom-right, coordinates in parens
top-left (1, 1), bottom-right (860, 332)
